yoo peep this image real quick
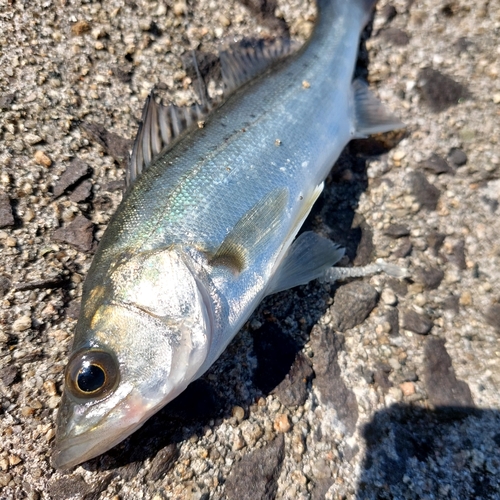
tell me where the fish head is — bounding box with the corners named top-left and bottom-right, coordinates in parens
top-left (53, 247), bottom-right (212, 469)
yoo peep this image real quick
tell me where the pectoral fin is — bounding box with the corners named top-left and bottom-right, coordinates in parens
top-left (266, 232), bottom-right (345, 295)
top-left (210, 188), bottom-right (289, 273)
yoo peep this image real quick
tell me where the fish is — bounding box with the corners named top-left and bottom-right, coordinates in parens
top-left (53, 0), bottom-right (404, 469)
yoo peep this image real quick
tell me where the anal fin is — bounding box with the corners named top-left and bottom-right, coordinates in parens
top-left (352, 79), bottom-right (405, 138)
top-left (266, 232), bottom-right (345, 295)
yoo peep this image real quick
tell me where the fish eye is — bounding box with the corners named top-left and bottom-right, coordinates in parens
top-left (65, 349), bottom-right (120, 400)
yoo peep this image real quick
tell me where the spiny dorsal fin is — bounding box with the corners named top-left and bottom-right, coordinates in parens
top-left (127, 91), bottom-right (211, 188)
top-left (220, 37), bottom-right (297, 94)
top-left (210, 188), bottom-right (289, 274)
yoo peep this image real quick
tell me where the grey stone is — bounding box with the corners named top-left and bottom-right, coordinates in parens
top-left (52, 215), bottom-right (95, 253)
top-left (384, 223), bottom-right (410, 238)
top-left (53, 159), bottom-right (91, 198)
top-left (69, 179), bottom-right (93, 203)
top-left (423, 338), bottom-right (474, 408)
top-left (273, 352), bottom-right (314, 408)
top-left (415, 266), bottom-right (444, 290)
top-left (485, 304), bottom-right (500, 332)
top-left (330, 281), bottom-right (379, 332)
top-left (417, 68), bottom-right (469, 112)
top-left (146, 444), bottom-right (179, 481)
top-left (409, 172), bottom-right (440, 211)
top-left (0, 191), bottom-right (14, 228)
top-left (448, 147), bottom-right (468, 166)
top-left (225, 434), bottom-right (285, 500)
top-left (380, 28), bottom-right (410, 46)
top-left (420, 153), bottom-right (454, 175)
top-left (401, 309), bottom-right (433, 335)
top-left (81, 121), bottom-right (133, 165)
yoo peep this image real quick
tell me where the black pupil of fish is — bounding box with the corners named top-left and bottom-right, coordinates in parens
top-left (77, 364), bottom-right (105, 393)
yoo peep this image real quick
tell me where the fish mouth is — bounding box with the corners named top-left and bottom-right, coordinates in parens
top-left (52, 419), bottom-right (144, 470)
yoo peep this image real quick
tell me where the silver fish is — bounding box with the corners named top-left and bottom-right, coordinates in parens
top-left (53, 0), bottom-right (403, 469)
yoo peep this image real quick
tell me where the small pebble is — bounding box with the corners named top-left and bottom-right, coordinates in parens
top-left (274, 414), bottom-right (292, 433)
top-left (12, 315), bottom-right (31, 332)
top-left (448, 147), bottom-right (468, 166)
top-left (400, 381), bottom-right (416, 396)
top-left (43, 380), bottom-right (58, 396)
top-left (232, 405), bottom-right (245, 423)
top-left (34, 150), bottom-right (52, 167)
top-left (381, 288), bottom-right (397, 306)
top-left (71, 20), bottom-right (90, 35)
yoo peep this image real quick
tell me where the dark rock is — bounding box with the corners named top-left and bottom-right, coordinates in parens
top-left (0, 191), bottom-right (15, 228)
top-left (310, 327), bottom-right (359, 435)
top-left (384, 224), bottom-right (410, 238)
top-left (493, 433), bottom-right (500, 447)
top-left (225, 434), bottom-right (285, 500)
top-left (112, 65), bottom-right (133, 83)
top-left (103, 180), bottom-right (126, 192)
top-left (393, 238), bottom-right (412, 258)
top-left (485, 304), bottom-right (500, 332)
top-left (454, 37), bottom-right (473, 55)
top-left (0, 93), bottom-right (15, 110)
top-left (15, 276), bottom-right (66, 291)
top-left (81, 122), bottom-right (133, 165)
top-left (386, 277), bottom-right (408, 297)
top-left (353, 218), bottom-right (374, 267)
top-left (415, 266), bottom-right (444, 290)
top-left (427, 231), bottom-right (446, 255)
top-left (420, 153), bottom-right (454, 175)
top-left (385, 307), bottom-right (399, 336)
top-left (69, 179), bottom-right (93, 203)
top-left (47, 476), bottom-right (91, 500)
top-left (423, 338), bottom-right (475, 408)
top-left (53, 159), bottom-right (91, 198)
top-left (417, 68), bottom-right (469, 112)
top-left (330, 281), bottom-right (379, 332)
top-left (311, 479), bottom-right (334, 500)
top-left (448, 147), bottom-right (468, 166)
top-left (449, 239), bottom-right (466, 269)
top-left (380, 27), bottom-right (410, 46)
top-left (380, 4), bottom-right (397, 23)
top-left (0, 275), bottom-right (11, 298)
top-left (52, 215), bottom-right (95, 253)
top-left (66, 300), bottom-right (81, 320)
top-left (81, 474), bottom-right (114, 500)
top-left (442, 295), bottom-right (460, 314)
top-left (252, 322), bottom-right (299, 395)
top-left (273, 352), bottom-right (314, 408)
top-left (409, 172), bottom-right (440, 210)
top-left (1, 365), bottom-right (20, 386)
top-left (401, 309), bottom-right (433, 335)
top-left (373, 363), bottom-right (393, 391)
top-left (146, 444), bottom-right (179, 481)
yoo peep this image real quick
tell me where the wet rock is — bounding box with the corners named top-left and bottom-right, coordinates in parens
top-left (69, 179), bottom-right (93, 203)
top-left (53, 159), bottom-right (91, 198)
top-left (417, 68), bottom-right (469, 112)
top-left (225, 434), bottom-right (285, 500)
top-left (380, 27), bottom-right (410, 46)
top-left (330, 281), bottom-right (379, 332)
top-left (310, 327), bottom-right (359, 435)
top-left (401, 309), bottom-right (433, 335)
top-left (415, 266), bottom-right (444, 290)
top-left (484, 304), bottom-right (500, 332)
top-left (384, 224), bottom-right (410, 238)
top-left (52, 215), bottom-right (95, 253)
top-left (0, 191), bottom-right (15, 228)
top-left (146, 444), bottom-right (179, 481)
top-left (423, 338), bottom-right (474, 408)
top-left (448, 147), bottom-right (468, 167)
top-left (273, 352), bottom-right (314, 408)
top-left (409, 172), bottom-right (440, 211)
top-left (81, 122), bottom-right (133, 164)
top-left (420, 153), bottom-right (454, 175)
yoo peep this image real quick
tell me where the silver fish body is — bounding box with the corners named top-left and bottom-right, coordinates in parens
top-left (53, 0), bottom-right (402, 469)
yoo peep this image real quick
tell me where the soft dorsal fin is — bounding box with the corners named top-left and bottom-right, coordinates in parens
top-left (220, 37), bottom-right (297, 94)
top-left (127, 92), bottom-right (211, 188)
top-left (210, 188), bottom-right (289, 274)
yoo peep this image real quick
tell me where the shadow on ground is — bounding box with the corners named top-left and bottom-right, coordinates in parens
top-left (356, 404), bottom-right (500, 500)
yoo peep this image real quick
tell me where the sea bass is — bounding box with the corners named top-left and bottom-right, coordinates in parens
top-left (53, 0), bottom-right (403, 469)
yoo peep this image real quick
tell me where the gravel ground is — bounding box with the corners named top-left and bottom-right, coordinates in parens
top-left (1, 0), bottom-right (500, 499)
